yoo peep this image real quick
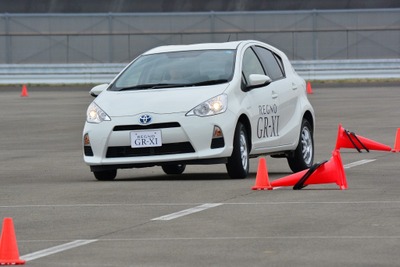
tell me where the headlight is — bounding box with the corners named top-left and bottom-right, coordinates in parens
top-left (186, 94), bottom-right (228, 117)
top-left (86, 102), bottom-right (111, 123)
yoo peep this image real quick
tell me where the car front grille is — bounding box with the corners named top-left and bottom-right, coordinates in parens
top-left (106, 142), bottom-right (195, 158)
top-left (113, 122), bottom-right (181, 131)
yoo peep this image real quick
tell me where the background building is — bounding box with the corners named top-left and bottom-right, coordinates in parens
top-left (0, 1), bottom-right (399, 82)
top-left (1, 0), bottom-right (400, 13)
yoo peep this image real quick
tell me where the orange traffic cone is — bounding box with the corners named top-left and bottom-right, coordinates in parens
top-left (0, 218), bottom-right (25, 265)
top-left (306, 81), bottom-right (313, 94)
top-left (270, 150), bottom-right (348, 190)
top-left (252, 157), bottom-right (272, 190)
top-left (335, 124), bottom-right (392, 152)
top-left (393, 128), bottom-right (400, 152)
top-left (20, 85), bottom-right (28, 97)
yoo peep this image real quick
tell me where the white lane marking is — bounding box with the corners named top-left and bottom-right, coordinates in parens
top-left (21, 239), bottom-right (97, 262)
top-left (0, 203), bottom-right (201, 208)
top-left (344, 159), bottom-right (376, 169)
top-left (98, 235), bottom-right (400, 241)
top-left (152, 203), bottom-right (223, 221)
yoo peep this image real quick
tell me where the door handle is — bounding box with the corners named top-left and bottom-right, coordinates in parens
top-left (292, 83), bottom-right (298, 90)
top-left (272, 91), bottom-right (278, 99)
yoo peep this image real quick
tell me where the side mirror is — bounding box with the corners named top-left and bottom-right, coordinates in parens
top-left (89, 83), bottom-right (109, 97)
top-left (248, 74), bottom-right (272, 89)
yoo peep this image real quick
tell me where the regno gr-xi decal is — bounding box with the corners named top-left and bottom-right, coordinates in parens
top-left (257, 104), bottom-right (279, 139)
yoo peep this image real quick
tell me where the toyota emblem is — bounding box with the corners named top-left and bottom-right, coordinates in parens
top-left (139, 114), bottom-right (152, 125)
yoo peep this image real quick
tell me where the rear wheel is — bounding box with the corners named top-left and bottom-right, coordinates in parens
top-left (93, 169), bottom-right (117, 181)
top-left (287, 119), bottom-right (314, 173)
top-left (162, 164), bottom-right (186, 175)
top-left (226, 122), bottom-right (249, 179)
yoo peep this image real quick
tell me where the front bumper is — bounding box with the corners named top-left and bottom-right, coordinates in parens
top-left (83, 110), bottom-right (237, 168)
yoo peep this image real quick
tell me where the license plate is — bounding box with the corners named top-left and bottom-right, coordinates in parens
top-left (130, 130), bottom-right (162, 148)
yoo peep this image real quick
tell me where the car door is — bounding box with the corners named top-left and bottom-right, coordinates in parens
top-left (253, 46), bottom-right (299, 147)
top-left (241, 46), bottom-right (281, 153)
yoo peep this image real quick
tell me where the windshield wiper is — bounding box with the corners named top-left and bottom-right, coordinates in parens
top-left (117, 80), bottom-right (229, 91)
top-left (117, 83), bottom-right (185, 91)
top-left (186, 79), bottom-right (229, 87)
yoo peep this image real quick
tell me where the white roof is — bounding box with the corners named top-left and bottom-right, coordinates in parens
top-left (143, 40), bottom-right (250, 55)
top-left (140, 40), bottom-right (287, 62)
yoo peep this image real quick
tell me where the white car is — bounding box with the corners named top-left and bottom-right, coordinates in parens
top-left (83, 40), bottom-right (315, 181)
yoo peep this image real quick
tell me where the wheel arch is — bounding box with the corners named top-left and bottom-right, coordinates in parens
top-left (303, 110), bottom-right (315, 133)
top-left (237, 114), bottom-right (252, 152)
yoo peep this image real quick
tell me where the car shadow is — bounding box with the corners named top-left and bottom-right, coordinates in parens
top-left (114, 172), bottom-right (233, 181)
top-left (112, 170), bottom-right (295, 182)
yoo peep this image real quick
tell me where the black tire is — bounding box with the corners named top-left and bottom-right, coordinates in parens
top-left (226, 122), bottom-right (250, 179)
top-left (162, 164), bottom-right (186, 175)
top-left (287, 119), bottom-right (314, 173)
top-left (93, 169), bottom-right (117, 181)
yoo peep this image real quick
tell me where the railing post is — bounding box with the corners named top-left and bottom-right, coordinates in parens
top-left (5, 13), bottom-right (12, 64)
top-left (108, 13), bottom-right (113, 63)
top-left (210, 11), bottom-right (215, 42)
top-left (312, 9), bottom-right (319, 60)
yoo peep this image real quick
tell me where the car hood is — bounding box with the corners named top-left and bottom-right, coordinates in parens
top-left (95, 84), bottom-right (229, 116)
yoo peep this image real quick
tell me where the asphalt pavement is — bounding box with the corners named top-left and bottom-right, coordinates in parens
top-left (1, 83), bottom-right (399, 266)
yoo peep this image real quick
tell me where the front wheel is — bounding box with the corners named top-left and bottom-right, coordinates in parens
top-left (226, 122), bottom-right (249, 179)
top-left (162, 164), bottom-right (186, 175)
top-left (287, 119), bottom-right (314, 173)
top-left (93, 169), bottom-right (117, 181)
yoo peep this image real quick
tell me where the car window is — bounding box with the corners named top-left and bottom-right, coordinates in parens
top-left (273, 53), bottom-right (285, 76)
top-left (110, 49), bottom-right (236, 91)
top-left (254, 46), bottom-right (285, 81)
top-left (242, 47), bottom-right (265, 85)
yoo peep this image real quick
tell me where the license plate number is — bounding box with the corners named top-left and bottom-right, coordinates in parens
top-left (130, 130), bottom-right (162, 148)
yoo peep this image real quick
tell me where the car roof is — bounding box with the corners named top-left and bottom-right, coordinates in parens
top-left (143, 40), bottom-right (251, 55)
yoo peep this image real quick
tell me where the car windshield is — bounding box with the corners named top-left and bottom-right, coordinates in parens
top-left (110, 49), bottom-right (236, 91)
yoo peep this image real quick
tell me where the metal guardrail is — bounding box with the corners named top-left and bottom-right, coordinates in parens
top-left (294, 59), bottom-right (400, 81)
top-left (0, 60), bottom-right (399, 84)
top-left (0, 63), bottom-right (125, 84)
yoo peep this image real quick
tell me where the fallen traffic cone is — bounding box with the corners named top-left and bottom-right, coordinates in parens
top-left (270, 150), bottom-right (348, 190)
top-left (0, 218), bottom-right (25, 265)
top-left (393, 128), bottom-right (400, 152)
top-left (306, 81), bottom-right (313, 94)
top-left (335, 124), bottom-right (392, 152)
top-left (20, 85), bottom-right (28, 97)
top-left (252, 158), bottom-right (272, 190)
